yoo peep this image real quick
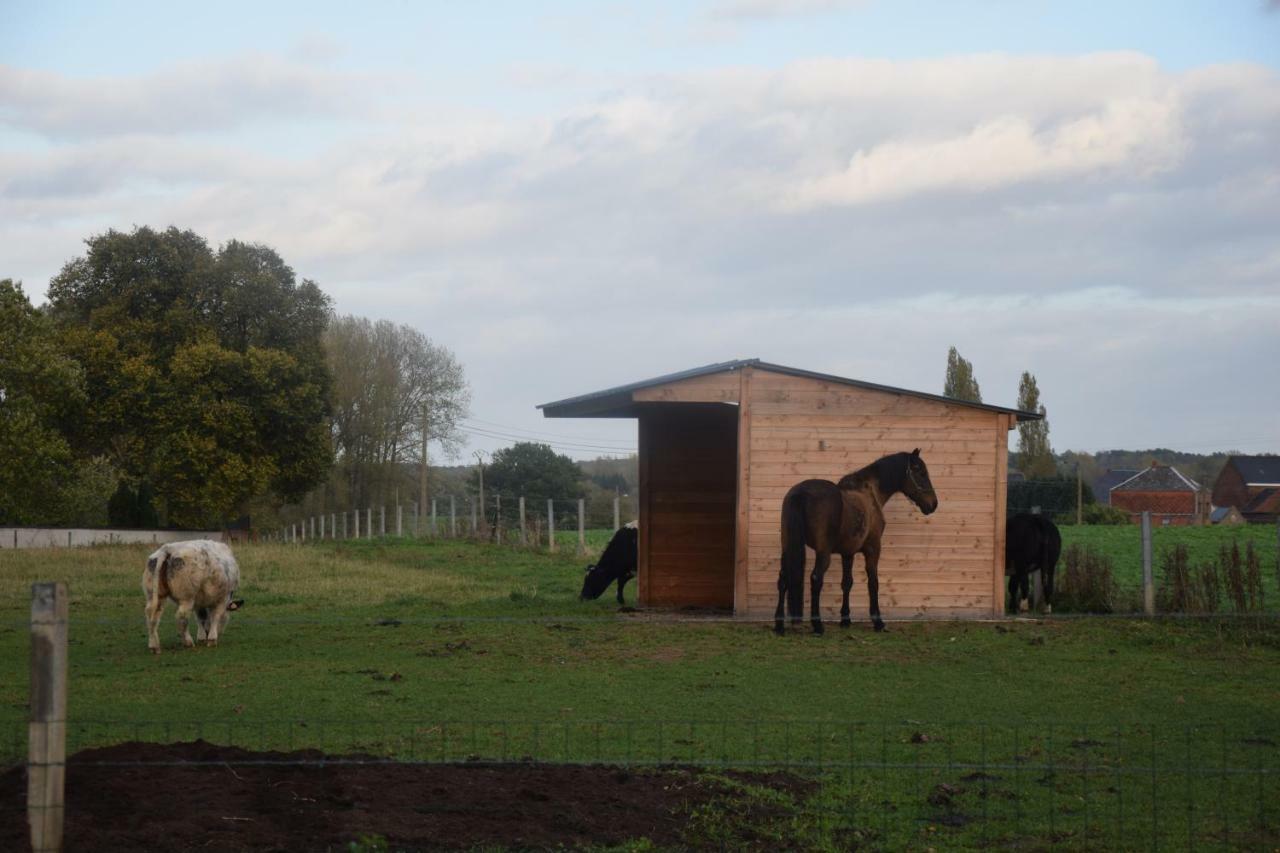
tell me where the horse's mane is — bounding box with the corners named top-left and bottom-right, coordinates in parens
top-left (836, 452), bottom-right (909, 496)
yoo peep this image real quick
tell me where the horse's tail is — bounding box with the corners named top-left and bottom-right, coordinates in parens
top-left (781, 490), bottom-right (808, 618)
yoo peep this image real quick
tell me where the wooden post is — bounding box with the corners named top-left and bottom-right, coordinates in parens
top-left (366, 508), bottom-right (373, 540)
top-left (431, 499), bottom-right (437, 537)
top-left (1076, 464), bottom-right (1083, 526)
top-left (450, 496), bottom-right (456, 538)
top-left (29, 582), bottom-right (67, 853)
top-left (331, 513), bottom-right (336, 540)
top-left (352, 510), bottom-right (358, 539)
top-left (578, 498), bottom-right (586, 555)
top-left (495, 494), bottom-right (503, 544)
top-left (613, 495), bottom-right (620, 531)
top-left (319, 514), bottom-right (325, 539)
top-left (470, 500), bottom-right (478, 538)
top-left (396, 504), bottom-right (402, 537)
top-left (380, 506), bottom-right (386, 537)
top-left (547, 499), bottom-right (556, 552)
top-left (1142, 511), bottom-right (1154, 616)
top-left (519, 497), bottom-right (527, 546)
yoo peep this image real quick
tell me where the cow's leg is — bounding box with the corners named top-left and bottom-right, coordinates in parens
top-left (175, 602), bottom-right (195, 648)
top-left (196, 607), bottom-right (210, 642)
top-left (616, 574), bottom-right (629, 605)
top-left (1017, 572), bottom-right (1030, 613)
top-left (774, 570), bottom-right (787, 635)
top-left (145, 592), bottom-right (166, 654)
top-left (864, 541), bottom-right (885, 632)
top-left (205, 601), bottom-right (229, 647)
top-left (810, 551), bottom-right (831, 635)
top-left (839, 554), bottom-right (855, 627)
top-left (1007, 574), bottom-right (1019, 615)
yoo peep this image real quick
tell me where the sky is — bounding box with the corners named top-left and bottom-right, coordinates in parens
top-left (2, 0), bottom-right (1278, 462)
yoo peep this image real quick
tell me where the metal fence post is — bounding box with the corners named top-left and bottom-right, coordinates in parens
top-left (1142, 511), bottom-right (1154, 616)
top-left (547, 499), bottom-right (556, 552)
top-left (29, 582), bottom-right (67, 853)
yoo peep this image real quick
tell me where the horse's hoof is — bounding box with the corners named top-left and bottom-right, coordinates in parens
top-left (811, 621), bottom-right (824, 635)
top-left (773, 622), bottom-right (785, 636)
top-left (873, 620), bottom-right (887, 633)
top-left (839, 618), bottom-right (852, 628)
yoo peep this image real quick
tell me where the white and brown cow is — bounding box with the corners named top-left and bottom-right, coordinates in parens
top-left (143, 539), bottom-right (243, 653)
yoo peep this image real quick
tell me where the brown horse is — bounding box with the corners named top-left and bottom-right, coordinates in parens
top-left (775, 449), bottom-right (939, 635)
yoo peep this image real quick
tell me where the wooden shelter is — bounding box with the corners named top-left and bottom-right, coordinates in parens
top-left (539, 360), bottom-right (1039, 620)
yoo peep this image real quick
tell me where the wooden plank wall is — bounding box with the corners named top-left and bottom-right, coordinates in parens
top-left (744, 370), bottom-right (1006, 619)
top-left (638, 404), bottom-right (738, 609)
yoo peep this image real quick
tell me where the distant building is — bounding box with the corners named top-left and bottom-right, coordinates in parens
top-left (1212, 456), bottom-right (1280, 523)
top-left (1210, 506), bottom-right (1246, 526)
top-left (1110, 463), bottom-right (1205, 526)
top-left (1091, 469), bottom-right (1138, 505)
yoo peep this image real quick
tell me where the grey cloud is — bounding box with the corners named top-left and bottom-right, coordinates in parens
top-left (0, 56), bottom-right (376, 138)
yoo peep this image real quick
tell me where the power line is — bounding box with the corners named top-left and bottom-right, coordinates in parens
top-left (458, 425), bottom-right (636, 455)
top-left (461, 416), bottom-right (636, 446)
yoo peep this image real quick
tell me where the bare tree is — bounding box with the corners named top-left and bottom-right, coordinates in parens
top-left (326, 316), bottom-right (469, 507)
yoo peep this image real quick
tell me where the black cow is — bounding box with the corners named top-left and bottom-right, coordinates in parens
top-left (580, 523), bottom-right (638, 605)
top-left (1005, 513), bottom-right (1061, 614)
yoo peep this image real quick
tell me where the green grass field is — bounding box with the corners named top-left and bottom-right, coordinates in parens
top-left (2, 533), bottom-right (1278, 850)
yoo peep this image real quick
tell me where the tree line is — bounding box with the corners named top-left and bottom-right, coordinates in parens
top-left (1, 226), bottom-right (469, 529)
top-left (943, 346), bottom-right (1053, 477)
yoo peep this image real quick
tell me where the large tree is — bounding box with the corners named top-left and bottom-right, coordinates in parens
top-left (0, 279), bottom-right (86, 523)
top-left (1016, 371), bottom-right (1055, 478)
top-left (47, 227), bottom-right (333, 526)
top-left (482, 442), bottom-right (583, 520)
top-left (326, 315), bottom-right (469, 508)
top-left (943, 346), bottom-right (982, 402)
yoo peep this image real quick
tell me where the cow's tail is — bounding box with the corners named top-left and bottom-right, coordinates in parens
top-left (781, 491), bottom-right (808, 621)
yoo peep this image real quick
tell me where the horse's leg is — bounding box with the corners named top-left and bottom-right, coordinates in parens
top-left (809, 552), bottom-right (831, 635)
top-left (1007, 574), bottom-right (1018, 615)
top-left (839, 554), bottom-right (855, 628)
top-left (774, 571), bottom-right (787, 635)
top-left (864, 541), bottom-right (886, 632)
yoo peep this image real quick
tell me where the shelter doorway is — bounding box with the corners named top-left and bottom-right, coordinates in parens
top-left (638, 403), bottom-right (738, 610)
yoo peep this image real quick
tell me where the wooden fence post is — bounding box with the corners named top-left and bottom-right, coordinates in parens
top-left (613, 496), bottom-right (620, 531)
top-left (29, 582), bottom-right (67, 853)
top-left (396, 504), bottom-right (403, 537)
top-left (431, 499), bottom-right (438, 537)
top-left (450, 496), bottom-right (456, 538)
top-left (319, 514), bottom-right (325, 539)
top-left (578, 499), bottom-right (586, 555)
top-left (495, 494), bottom-right (503, 545)
top-left (331, 514), bottom-right (336, 541)
top-left (353, 511), bottom-right (359, 539)
top-left (547, 500), bottom-right (556, 552)
top-left (380, 506), bottom-right (386, 537)
top-left (519, 497), bottom-right (527, 546)
top-left (1141, 511), bottom-right (1154, 616)
top-left (366, 508), bottom-right (373, 540)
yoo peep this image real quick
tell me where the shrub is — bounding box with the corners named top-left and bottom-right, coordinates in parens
top-left (1158, 544), bottom-right (1194, 613)
top-left (1055, 544), bottom-right (1117, 613)
top-left (1082, 503), bottom-right (1130, 525)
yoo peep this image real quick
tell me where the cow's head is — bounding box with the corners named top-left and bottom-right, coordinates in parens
top-left (580, 563), bottom-right (614, 600)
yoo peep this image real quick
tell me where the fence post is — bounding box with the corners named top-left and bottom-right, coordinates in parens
top-left (431, 499), bottom-right (438, 537)
top-left (366, 508), bottom-right (373, 540)
top-left (29, 582), bottom-right (67, 853)
top-left (495, 495), bottom-right (502, 544)
top-left (396, 504), bottom-right (403, 537)
top-left (380, 506), bottom-right (386, 537)
top-left (519, 497), bottom-right (527, 546)
top-left (471, 500), bottom-right (478, 538)
top-left (1142, 511), bottom-right (1154, 616)
top-left (614, 496), bottom-right (620, 531)
top-left (319, 514), bottom-right (325, 539)
top-left (330, 513), bottom-right (336, 541)
top-left (450, 496), bottom-right (456, 538)
top-left (352, 511), bottom-right (359, 539)
top-left (578, 499), bottom-right (586, 555)
top-left (548, 499), bottom-right (556, 552)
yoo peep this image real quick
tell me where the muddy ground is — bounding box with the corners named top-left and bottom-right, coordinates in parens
top-left (0, 741), bottom-right (816, 851)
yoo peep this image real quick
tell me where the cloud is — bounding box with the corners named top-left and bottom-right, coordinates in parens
top-left (2, 51), bottom-right (1278, 454)
top-left (710, 0), bottom-right (868, 21)
top-left (0, 55), bottom-right (375, 138)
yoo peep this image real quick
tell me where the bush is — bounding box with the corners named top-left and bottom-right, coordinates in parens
top-left (1082, 503), bottom-right (1130, 525)
top-left (1055, 544), bottom-right (1118, 613)
top-left (1158, 539), bottom-right (1265, 614)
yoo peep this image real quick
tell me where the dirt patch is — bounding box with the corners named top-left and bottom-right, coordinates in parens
top-left (0, 741), bottom-right (814, 852)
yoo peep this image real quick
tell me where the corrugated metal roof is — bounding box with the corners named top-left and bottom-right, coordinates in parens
top-left (538, 358), bottom-right (1042, 420)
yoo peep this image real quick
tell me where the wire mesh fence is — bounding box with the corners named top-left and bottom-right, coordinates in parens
top-left (4, 718), bottom-right (1277, 850)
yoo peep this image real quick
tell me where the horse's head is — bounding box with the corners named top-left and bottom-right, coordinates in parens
top-left (901, 448), bottom-right (939, 515)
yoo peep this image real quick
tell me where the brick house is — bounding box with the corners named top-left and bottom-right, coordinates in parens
top-left (1211, 456), bottom-right (1280, 523)
top-left (1091, 468), bottom-right (1138, 505)
top-left (1110, 463), bottom-right (1205, 526)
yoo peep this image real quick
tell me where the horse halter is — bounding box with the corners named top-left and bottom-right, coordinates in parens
top-left (904, 460), bottom-right (932, 496)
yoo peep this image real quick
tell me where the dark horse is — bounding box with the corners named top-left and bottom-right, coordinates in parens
top-left (1005, 513), bottom-right (1061, 614)
top-left (775, 449), bottom-right (939, 635)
